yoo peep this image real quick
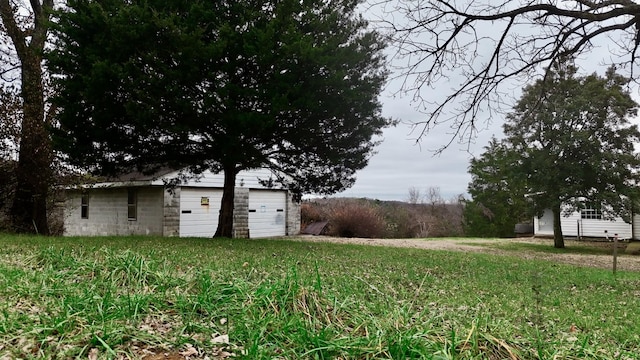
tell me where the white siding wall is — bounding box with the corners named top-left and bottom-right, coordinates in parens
top-left (534, 209), bottom-right (632, 238)
top-left (579, 216), bottom-right (631, 239)
top-left (64, 187), bottom-right (164, 236)
top-left (634, 214), bottom-right (640, 240)
top-left (154, 168), bottom-right (283, 189)
top-left (534, 210), bottom-right (554, 235)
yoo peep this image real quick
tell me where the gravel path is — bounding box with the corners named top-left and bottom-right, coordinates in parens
top-left (292, 235), bottom-right (640, 272)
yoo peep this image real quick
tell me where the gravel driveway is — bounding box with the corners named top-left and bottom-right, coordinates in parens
top-left (292, 235), bottom-right (640, 272)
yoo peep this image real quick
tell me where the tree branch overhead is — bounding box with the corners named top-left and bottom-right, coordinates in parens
top-left (378, 0), bottom-right (640, 147)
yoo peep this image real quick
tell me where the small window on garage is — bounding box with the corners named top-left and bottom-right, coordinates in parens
top-left (127, 189), bottom-right (137, 220)
top-left (80, 193), bottom-right (89, 219)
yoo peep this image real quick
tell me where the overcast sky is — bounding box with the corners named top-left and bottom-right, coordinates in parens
top-left (335, 68), bottom-right (640, 202)
top-left (332, 2), bottom-right (639, 202)
top-left (333, 78), bottom-right (501, 202)
top-left (330, 2), bottom-right (507, 202)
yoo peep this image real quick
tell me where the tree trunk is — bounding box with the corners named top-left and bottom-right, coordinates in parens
top-left (214, 164), bottom-right (238, 238)
top-left (552, 203), bottom-right (565, 248)
top-left (10, 53), bottom-right (51, 235)
top-left (2, 0), bottom-right (54, 235)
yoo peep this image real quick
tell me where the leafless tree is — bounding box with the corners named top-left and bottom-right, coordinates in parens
top-left (371, 0), bottom-right (640, 147)
top-left (406, 186), bottom-right (422, 204)
top-left (425, 186), bottom-right (444, 207)
top-left (1, 0), bottom-right (56, 234)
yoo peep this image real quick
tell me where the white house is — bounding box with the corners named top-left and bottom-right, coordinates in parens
top-left (534, 207), bottom-right (640, 239)
top-left (63, 168), bottom-right (301, 238)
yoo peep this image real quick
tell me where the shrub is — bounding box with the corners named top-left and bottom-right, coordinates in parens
top-left (325, 200), bottom-right (385, 238)
top-left (379, 204), bottom-right (415, 238)
top-left (463, 200), bottom-right (517, 237)
top-left (301, 202), bottom-right (325, 227)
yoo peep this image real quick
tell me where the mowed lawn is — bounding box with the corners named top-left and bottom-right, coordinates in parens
top-left (0, 235), bottom-right (638, 359)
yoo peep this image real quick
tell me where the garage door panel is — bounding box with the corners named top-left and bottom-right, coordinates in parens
top-left (249, 190), bottom-right (287, 238)
top-left (180, 189), bottom-right (223, 237)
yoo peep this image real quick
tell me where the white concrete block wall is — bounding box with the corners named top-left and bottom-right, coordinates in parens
top-left (163, 188), bottom-right (181, 236)
top-left (233, 187), bottom-right (250, 238)
top-left (286, 192), bottom-right (301, 236)
top-left (64, 187), bottom-right (164, 236)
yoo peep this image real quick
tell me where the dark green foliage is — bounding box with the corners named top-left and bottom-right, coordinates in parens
top-left (464, 139), bottom-right (530, 237)
top-left (463, 201), bottom-right (506, 238)
top-left (49, 0), bottom-right (390, 237)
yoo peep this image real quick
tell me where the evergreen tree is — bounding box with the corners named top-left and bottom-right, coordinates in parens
top-left (465, 138), bottom-right (529, 238)
top-left (49, 0), bottom-right (390, 237)
top-left (471, 62), bottom-right (640, 248)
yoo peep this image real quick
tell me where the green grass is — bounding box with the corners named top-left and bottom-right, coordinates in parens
top-left (1, 235), bottom-right (639, 359)
top-left (469, 239), bottom-right (625, 256)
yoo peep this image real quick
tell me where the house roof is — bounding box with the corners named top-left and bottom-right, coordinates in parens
top-left (69, 167), bottom-right (288, 191)
top-left (104, 167), bottom-right (176, 182)
top-left (69, 167), bottom-right (178, 189)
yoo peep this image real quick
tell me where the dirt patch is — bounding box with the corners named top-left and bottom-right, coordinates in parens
top-left (292, 236), bottom-right (640, 272)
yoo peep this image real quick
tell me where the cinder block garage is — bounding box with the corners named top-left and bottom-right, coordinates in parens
top-left (63, 168), bottom-right (301, 238)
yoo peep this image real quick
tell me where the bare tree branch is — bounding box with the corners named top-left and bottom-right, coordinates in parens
top-left (373, 0), bottom-right (640, 149)
top-left (0, 0), bottom-right (27, 59)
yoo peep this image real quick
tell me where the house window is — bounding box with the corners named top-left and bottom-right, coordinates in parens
top-left (581, 207), bottom-right (602, 220)
top-left (81, 193), bottom-right (89, 219)
top-left (127, 189), bottom-right (137, 220)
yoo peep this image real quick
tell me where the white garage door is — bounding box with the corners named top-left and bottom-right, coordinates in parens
top-left (249, 190), bottom-right (287, 238)
top-left (180, 188), bottom-right (223, 237)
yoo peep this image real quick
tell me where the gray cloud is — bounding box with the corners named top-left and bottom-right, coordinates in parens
top-left (333, 3), bottom-right (640, 202)
top-left (336, 96), bottom-right (504, 201)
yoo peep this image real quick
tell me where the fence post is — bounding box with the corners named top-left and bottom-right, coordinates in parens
top-left (613, 233), bottom-right (618, 274)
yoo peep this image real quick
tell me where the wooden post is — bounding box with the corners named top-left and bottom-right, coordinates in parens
top-left (613, 233), bottom-right (618, 274)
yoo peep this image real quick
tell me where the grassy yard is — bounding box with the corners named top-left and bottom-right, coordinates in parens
top-left (0, 235), bottom-right (638, 359)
